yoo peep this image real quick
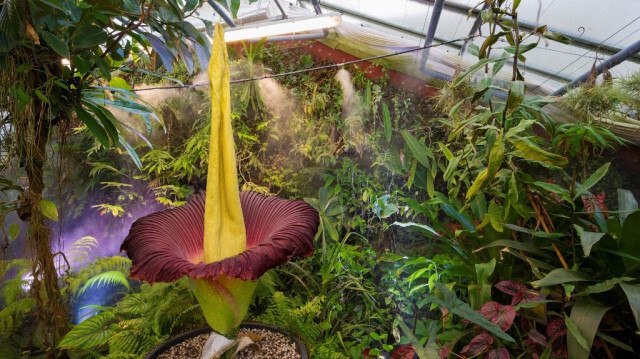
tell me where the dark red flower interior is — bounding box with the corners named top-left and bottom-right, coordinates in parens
top-left (120, 191), bottom-right (319, 283)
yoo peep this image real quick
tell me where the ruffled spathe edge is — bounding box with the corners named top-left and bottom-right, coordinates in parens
top-left (120, 191), bottom-right (319, 283)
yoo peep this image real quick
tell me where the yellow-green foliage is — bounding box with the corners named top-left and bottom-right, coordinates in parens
top-left (257, 292), bottom-right (341, 356)
top-left (0, 259), bottom-right (38, 350)
top-left (65, 256), bottom-right (131, 296)
top-left (60, 277), bottom-right (205, 358)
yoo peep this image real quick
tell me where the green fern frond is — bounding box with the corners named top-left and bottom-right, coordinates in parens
top-left (79, 271), bottom-right (131, 296)
top-left (312, 345), bottom-right (350, 359)
top-left (116, 293), bottom-right (148, 315)
top-left (1, 277), bottom-right (27, 303)
top-left (168, 304), bottom-right (203, 335)
top-left (257, 292), bottom-right (325, 345)
top-left (103, 353), bottom-right (141, 359)
top-left (109, 328), bottom-right (157, 355)
top-left (88, 162), bottom-right (124, 178)
top-left (0, 298), bottom-right (33, 336)
top-left (66, 256), bottom-right (131, 295)
top-left (58, 311), bottom-right (116, 350)
top-left (69, 236), bottom-right (99, 267)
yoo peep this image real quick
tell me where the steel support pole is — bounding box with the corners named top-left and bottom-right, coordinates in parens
top-left (419, 0), bottom-right (446, 71)
top-left (311, 0), bottom-right (322, 14)
top-left (274, 0), bottom-right (288, 19)
top-left (207, 0), bottom-right (236, 28)
top-left (459, 1), bottom-right (491, 56)
top-left (552, 38), bottom-right (640, 96)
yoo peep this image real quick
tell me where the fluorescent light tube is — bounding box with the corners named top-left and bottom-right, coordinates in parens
top-left (223, 13), bottom-right (342, 43)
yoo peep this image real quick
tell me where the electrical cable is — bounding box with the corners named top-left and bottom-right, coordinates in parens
top-left (131, 34), bottom-right (478, 92)
top-left (540, 0), bottom-right (556, 17)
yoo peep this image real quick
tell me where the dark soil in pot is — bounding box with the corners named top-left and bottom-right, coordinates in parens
top-left (145, 322), bottom-right (308, 359)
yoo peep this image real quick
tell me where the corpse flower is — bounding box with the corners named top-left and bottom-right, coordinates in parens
top-left (120, 22), bottom-right (319, 343)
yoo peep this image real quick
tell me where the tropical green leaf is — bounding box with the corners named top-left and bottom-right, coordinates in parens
top-left (474, 239), bottom-right (552, 257)
top-left (565, 314), bottom-right (589, 353)
top-left (575, 277), bottom-right (632, 297)
top-left (109, 77), bottom-right (131, 91)
top-left (454, 56), bottom-right (509, 86)
top-left (596, 332), bottom-right (634, 352)
top-left (75, 105), bottom-right (110, 147)
top-left (392, 222), bottom-right (439, 237)
top-left (573, 225), bottom-right (606, 257)
top-left (617, 189), bottom-right (638, 223)
top-left (509, 136), bottom-right (568, 166)
top-left (502, 223), bottom-right (564, 238)
top-left (58, 311), bottom-right (116, 349)
top-left (443, 156), bottom-right (461, 182)
top-left (429, 283), bottom-right (515, 342)
top-left (72, 25), bottom-right (108, 48)
top-left (9, 224), bottom-right (19, 241)
top-left (402, 130), bottom-right (433, 169)
top-left (466, 168), bottom-right (488, 200)
top-left (39, 200), bottom-right (58, 222)
top-left (475, 258), bottom-right (496, 285)
top-left (41, 31), bottom-right (70, 58)
top-left (566, 301), bottom-right (610, 359)
top-left (383, 103), bottom-right (391, 143)
top-left (397, 319), bottom-right (439, 359)
top-left (620, 211), bottom-right (640, 268)
top-left (505, 81), bottom-right (525, 114)
top-left (620, 283), bottom-right (640, 330)
top-left (441, 204), bottom-right (475, 232)
top-left (573, 162), bottom-right (610, 200)
top-left (532, 269), bottom-right (590, 288)
top-left (505, 119), bottom-right (536, 138)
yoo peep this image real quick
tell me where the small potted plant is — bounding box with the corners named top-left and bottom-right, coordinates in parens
top-left (121, 23), bottom-right (319, 358)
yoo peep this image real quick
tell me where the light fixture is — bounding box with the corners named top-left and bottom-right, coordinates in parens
top-left (223, 13), bottom-right (342, 43)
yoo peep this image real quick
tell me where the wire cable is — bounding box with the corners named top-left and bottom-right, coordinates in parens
top-left (132, 34), bottom-right (478, 92)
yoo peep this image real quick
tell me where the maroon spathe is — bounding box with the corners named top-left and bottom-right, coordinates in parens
top-left (120, 191), bottom-right (319, 283)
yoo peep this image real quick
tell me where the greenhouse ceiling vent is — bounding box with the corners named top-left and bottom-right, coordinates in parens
top-left (224, 13), bottom-right (341, 42)
top-left (208, 0), bottom-right (341, 43)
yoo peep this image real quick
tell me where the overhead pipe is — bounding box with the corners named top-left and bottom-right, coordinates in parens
top-left (419, 0), bottom-right (445, 72)
top-left (459, 1), bottom-right (491, 56)
top-left (207, 0), bottom-right (237, 28)
top-left (274, 0), bottom-right (288, 19)
top-left (246, 29), bottom-right (329, 43)
top-left (206, 0), bottom-right (336, 43)
top-left (552, 38), bottom-right (640, 96)
top-left (311, 0), bottom-right (322, 14)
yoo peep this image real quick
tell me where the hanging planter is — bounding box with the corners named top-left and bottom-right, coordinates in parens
top-left (145, 322), bottom-right (309, 359)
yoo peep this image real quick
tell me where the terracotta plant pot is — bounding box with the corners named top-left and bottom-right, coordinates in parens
top-left (144, 322), bottom-right (309, 359)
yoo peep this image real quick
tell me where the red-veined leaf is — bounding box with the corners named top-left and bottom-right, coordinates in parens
top-left (546, 317), bottom-right (567, 338)
top-left (527, 329), bottom-right (548, 347)
top-left (459, 333), bottom-right (493, 356)
top-left (392, 344), bottom-right (415, 359)
top-left (486, 347), bottom-right (510, 359)
top-left (480, 302), bottom-right (516, 331)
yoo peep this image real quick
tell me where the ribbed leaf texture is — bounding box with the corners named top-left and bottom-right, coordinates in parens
top-left (121, 191), bottom-right (319, 283)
